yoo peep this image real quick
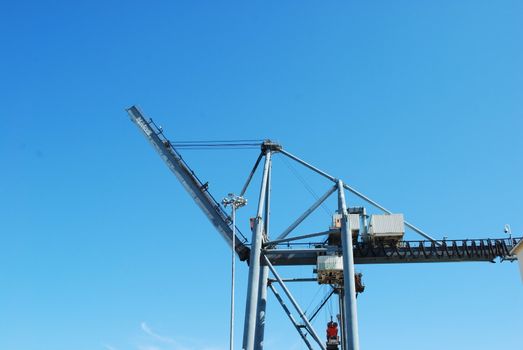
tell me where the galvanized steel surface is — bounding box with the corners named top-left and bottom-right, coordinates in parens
top-left (368, 214), bottom-right (405, 237)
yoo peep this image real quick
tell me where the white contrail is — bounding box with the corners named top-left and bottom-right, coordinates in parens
top-left (139, 322), bottom-right (224, 350)
top-left (140, 322), bottom-right (178, 345)
top-left (138, 346), bottom-right (162, 350)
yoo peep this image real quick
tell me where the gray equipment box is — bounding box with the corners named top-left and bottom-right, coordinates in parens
top-left (317, 255), bottom-right (343, 284)
top-left (331, 213), bottom-right (360, 239)
top-left (368, 214), bottom-right (405, 241)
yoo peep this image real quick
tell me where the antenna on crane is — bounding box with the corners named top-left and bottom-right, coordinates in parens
top-left (222, 194), bottom-right (247, 350)
top-left (505, 224), bottom-right (512, 241)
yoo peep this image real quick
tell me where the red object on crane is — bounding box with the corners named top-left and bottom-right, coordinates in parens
top-left (326, 320), bottom-right (340, 350)
top-left (326, 321), bottom-right (340, 349)
top-left (326, 321), bottom-right (338, 339)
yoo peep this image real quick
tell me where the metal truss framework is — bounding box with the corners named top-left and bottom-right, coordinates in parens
top-left (126, 106), bottom-right (521, 350)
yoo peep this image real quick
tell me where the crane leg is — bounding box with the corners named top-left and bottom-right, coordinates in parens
top-left (254, 264), bottom-right (269, 350)
top-left (242, 151), bottom-right (271, 350)
top-left (338, 180), bottom-right (360, 350)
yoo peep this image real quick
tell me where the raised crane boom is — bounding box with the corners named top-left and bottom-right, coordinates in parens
top-left (126, 105), bottom-right (250, 261)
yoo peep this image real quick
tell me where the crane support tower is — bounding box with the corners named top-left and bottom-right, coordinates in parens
top-left (126, 106), bottom-right (521, 350)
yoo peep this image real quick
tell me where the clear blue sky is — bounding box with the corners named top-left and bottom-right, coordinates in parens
top-left (1, 1), bottom-right (522, 350)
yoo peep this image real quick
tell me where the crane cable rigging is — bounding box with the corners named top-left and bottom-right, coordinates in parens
top-left (148, 116), bottom-right (264, 149)
top-left (169, 139), bottom-right (264, 150)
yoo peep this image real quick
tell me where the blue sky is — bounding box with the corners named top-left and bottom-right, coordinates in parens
top-left (1, 1), bottom-right (522, 349)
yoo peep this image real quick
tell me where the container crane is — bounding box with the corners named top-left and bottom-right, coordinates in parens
top-left (126, 105), bottom-right (520, 350)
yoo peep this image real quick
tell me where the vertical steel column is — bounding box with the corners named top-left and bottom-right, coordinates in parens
top-left (338, 289), bottom-right (347, 350)
top-left (338, 180), bottom-right (360, 350)
top-left (254, 158), bottom-right (271, 350)
top-left (222, 194), bottom-right (247, 350)
top-left (254, 265), bottom-right (269, 350)
top-left (242, 151), bottom-right (272, 350)
top-left (230, 204), bottom-right (237, 350)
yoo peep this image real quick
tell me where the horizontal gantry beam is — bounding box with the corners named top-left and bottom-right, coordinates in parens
top-left (265, 237), bottom-right (521, 266)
